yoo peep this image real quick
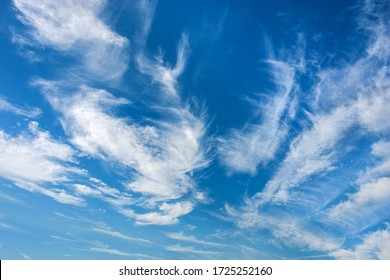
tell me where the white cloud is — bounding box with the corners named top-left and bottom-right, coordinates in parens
top-left (73, 181), bottom-right (134, 207)
top-left (330, 226), bottom-right (390, 259)
top-left (0, 192), bottom-right (21, 204)
top-left (0, 221), bottom-right (15, 230)
top-left (270, 221), bottom-right (340, 252)
top-left (89, 246), bottom-right (150, 258)
top-left (39, 82), bottom-right (208, 198)
top-left (35, 80), bottom-right (209, 224)
top-left (165, 244), bottom-right (223, 256)
top-left (325, 136), bottom-right (390, 231)
top-left (166, 232), bottom-right (224, 247)
top-left (20, 253), bottom-right (32, 260)
top-left (12, 0), bottom-right (209, 226)
top-left (218, 59), bottom-right (297, 175)
top-left (258, 105), bottom-right (355, 204)
top-left (13, 0), bottom-right (129, 80)
top-left (327, 177), bottom-right (390, 228)
top-left (0, 122), bottom-right (85, 206)
top-left (225, 0), bottom-right (390, 259)
top-left (13, 0), bottom-right (123, 49)
top-left (360, 141), bottom-right (390, 183)
top-left (93, 227), bottom-right (154, 244)
top-left (73, 184), bottom-right (102, 197)
top-left (135, 0), bottom-right (157, 46)
top-left (49, 235), bottom-right (80, 243)
top-left (227, 202), bottom-right (340, 253)
top-left (16, 181), bottom-right (85, 206)
top-left (0, 122), bottom-right (83, 184)
top-left (372, 141), bottom-right (390, 159)
top-left (133, 201), bottom-right (194, 225)
top-left (0, 96), bottom-right (41, 118)
top-left (244, 0), bottom-right (390, 205)
top-left (136, 32), bottom-right (190, 96)
top-left (236, 244), bottom-right (269, 258)
top-left (355, 91), bottom-right (390, 133)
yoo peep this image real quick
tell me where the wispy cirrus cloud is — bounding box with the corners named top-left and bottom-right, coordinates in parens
top-left (19, 253), bottom-right (32, 260)
top-left (16, 181), bottom-right (85, 206)
top-left (13, 0), bottom-right (129, 80)
top-left (327, 177), bottom-right (390, 229)
top-left (135, 0), bottom-right (157, 46)
top-left (165, 244), bottom-right (223, 256)
top-left (92, 227), bottom-right (154, 245)
top-left (166, 232), bottom-right (225, 247)
top-left (87, 242), bottom-right (154, 258)
top-left (325, 140), bottom-right (390, 232)
top-left (225, 0), bottom-right (390, 259)
top-left (36, 80), bottom-right (208, 198)
top-left (0, 218), bottom-right (15, 230)
top-left (74, 178), bottom-right (134, 208)
top-left (34, 78), bottom-right (209, 225)
top-left (0, 96), bottom-right (41, 118)
top-left (257, 105), bottom-right (355, 205)
top-left (136, 32), bottom-right (190, 96)
top-left (225, 203), bottom-right (341, 253)
top-left (12, 0), bottom-right (210, 226)
top-left (218, 57), bottom-right (299, 175)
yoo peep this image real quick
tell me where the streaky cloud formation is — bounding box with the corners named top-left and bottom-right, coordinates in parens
top-left (165, 244), bottom-right (223, 256)
top-left (166, 232), bottom-right (225, 247)
top-left (87, 243), bottom-right (154, 258)
top-left (225, 0), bottom-right (390, 259)
top-left (0, 96), bottom-right (41, 118)
top-left (92, 227), bottom-right (154, 245)
top-left (136, 32), bottom-right (190, 96)
top-left (218, 58), bottom-right (299, 175)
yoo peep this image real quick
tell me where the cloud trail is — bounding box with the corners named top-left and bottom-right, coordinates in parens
top-left (0, 96), bottom-right (41, 118)
top-left (218, 58), bottom-right (299, 175)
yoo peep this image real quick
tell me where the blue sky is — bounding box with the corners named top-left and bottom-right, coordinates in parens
top-left (0, 0), bottom-right (389, 260)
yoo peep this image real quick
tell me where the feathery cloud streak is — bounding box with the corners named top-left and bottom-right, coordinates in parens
top-left (218, 58), bottom-right (298, 175)
top-left (0, 96), bottom-right (41, 118)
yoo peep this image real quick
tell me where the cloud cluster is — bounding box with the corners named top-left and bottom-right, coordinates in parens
top-left (13, 0), bottom-right (129, 80)
top-left (0, 121), bottom-right (84, 205)
top-left (9, 0), bottom-right (211, 226)
top-left (6, 0), bottom-right (389, 259)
